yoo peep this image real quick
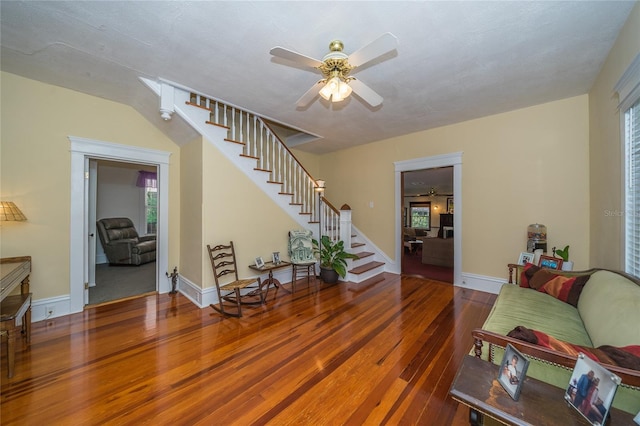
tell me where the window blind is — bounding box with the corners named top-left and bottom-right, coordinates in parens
top-left (625, 98), bottom-right (640, 277)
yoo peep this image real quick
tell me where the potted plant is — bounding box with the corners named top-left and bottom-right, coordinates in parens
top-left (553, 245), bottom-right (573, 271)
top-left (314, 235), bottom-right (358, 283)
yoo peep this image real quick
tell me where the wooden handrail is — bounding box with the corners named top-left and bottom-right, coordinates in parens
top-left (321, 196), bottom-right (340, 215)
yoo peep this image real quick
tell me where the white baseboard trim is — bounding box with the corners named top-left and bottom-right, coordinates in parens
top-left (177, 275), bottom-right (204, 307)
top-left (178, 267), bottom-right (296, 309)
top-left (32, 295), bottom-right (72, 322)
top-left (29, 271), bottom-right (505, 323)
top-left (455, 272), bottom-right (506, 294)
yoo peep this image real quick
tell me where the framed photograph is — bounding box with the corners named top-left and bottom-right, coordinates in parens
top-left (446, 197), bottom-right (454, 213)
top-left (518, 252), bottom-right (535, 265)
top-left (565, 353), bottom-right (621, 426)
top-left (497, 344), bottom-right (529, 401)
top-left (254, 257), bottom-right (265, 268)
top-left (539, 255), bottom-right (563, 270)
top-left (272, 251), bottom-right (280, 264)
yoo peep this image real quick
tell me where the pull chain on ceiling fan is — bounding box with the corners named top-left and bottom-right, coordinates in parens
top-left (270, 33), bottom-right (398, 108)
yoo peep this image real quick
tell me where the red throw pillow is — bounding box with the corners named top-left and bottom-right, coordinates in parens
top-left (508, 326), bottom-right (640, 371)
top-left (519, 262), bottom-right (540, 288)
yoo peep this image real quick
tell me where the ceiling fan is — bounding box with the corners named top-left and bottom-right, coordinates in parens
top-left (270, 33), bottom-right (398, 108)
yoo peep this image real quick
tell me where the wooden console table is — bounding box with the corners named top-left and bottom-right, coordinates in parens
top-left (449, 355), bottom-right (634, 425)
top-left (249, 261), bottom-right (291, 298)
top-left (1, 256), bottom-right (32, 378)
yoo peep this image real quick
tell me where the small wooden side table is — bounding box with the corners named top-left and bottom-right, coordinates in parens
top-left (249, 261), bottom-right (292, 298)
top-left (449, 355), bottom-right (634, 425)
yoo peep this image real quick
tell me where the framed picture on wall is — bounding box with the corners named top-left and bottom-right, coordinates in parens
top-left (446, 197), bottom-right (454, 213)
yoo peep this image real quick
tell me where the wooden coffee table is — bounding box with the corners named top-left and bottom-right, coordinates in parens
top-left (449, 355), bottom-right (634, 426)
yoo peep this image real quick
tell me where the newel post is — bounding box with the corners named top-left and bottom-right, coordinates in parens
top-left (340, 205), bottom-right (352, 250)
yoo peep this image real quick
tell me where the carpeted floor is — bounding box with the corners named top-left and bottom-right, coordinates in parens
top-left (402, 249), bottom-right (453, 283)
top-left (89, 261), bottom-right (156, 305)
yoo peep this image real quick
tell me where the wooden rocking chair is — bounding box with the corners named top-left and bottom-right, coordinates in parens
top-left (207, 242), bottom-right (263, 317)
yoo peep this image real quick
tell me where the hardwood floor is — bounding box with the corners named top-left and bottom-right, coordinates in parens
top-left (1, 273), bottom-right (496, 425)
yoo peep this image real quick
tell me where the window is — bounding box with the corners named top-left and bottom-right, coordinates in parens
top-left (625, 98), bottom-right (640, 277)
top-left (409, 202), bottom-right (431, 230)
top-left (145, 186), bottom-right (157, 234)
top-left (619, 55), bottom-right (640, 277)
top-left (137, 171), bottom-right (157, 235)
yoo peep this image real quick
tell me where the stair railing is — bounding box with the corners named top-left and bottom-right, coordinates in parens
top-left (187, 92), bottom-right (340, 232)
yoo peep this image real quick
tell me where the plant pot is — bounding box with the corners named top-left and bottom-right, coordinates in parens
top-left (320, 266), bottom-right (339, 284)
top-left (561, 261), bottom-right (573, 271)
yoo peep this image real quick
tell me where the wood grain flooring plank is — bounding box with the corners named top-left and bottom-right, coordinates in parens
top-left (1, 273), bottom-right (496, 425)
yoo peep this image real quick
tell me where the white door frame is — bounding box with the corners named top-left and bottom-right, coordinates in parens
top-left (69, 137), bottom-right (171, 313)
top-left (394, 152), bottom-right (463, 285)
top-left (87, 159), bottom-right (98, 294)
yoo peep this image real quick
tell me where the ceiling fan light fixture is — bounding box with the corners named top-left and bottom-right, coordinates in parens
top-left (338, 80), bottom-right (352, 97)
top-left (319, 81), bottom-right (333, 101)
top-left (319, 76), bottom-right (352, 102)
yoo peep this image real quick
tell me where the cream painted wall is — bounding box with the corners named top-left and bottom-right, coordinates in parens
top-left (201, 137), bottom-right (301, 290)
top-left (320, 95), bottom-right (590, 279)
top-left (589, 3), bottom-right (640, 269)
top-left (179, 136), bottom-right (204, 285)
top-left (0, 72), bottom-right (181, 300)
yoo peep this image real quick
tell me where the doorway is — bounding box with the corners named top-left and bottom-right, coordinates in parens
top-left (394, 153), bottom-right (462, 285)
top-left (402, 167), bottom-right (454, 282)
top-left (89, 160), bottom-right (158, 305)
top-left (69, 136), bottom-right (171, 313)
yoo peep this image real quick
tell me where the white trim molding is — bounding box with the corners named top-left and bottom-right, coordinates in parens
top-left (615, 52), bottom-right (640, 111)
top-left (69, 137), bottom-right (171, 314)
top-left (394, 152), bottom-right (463, 285)
top-left (179, 267), bottom-right (296, 310)
top-left (459, 272), bottom-right (505, 295)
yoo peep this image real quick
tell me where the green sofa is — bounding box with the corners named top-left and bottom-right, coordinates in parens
top-left (472, 265), bottom-right (640, 414)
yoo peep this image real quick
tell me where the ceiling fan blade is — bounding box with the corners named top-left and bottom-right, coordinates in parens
top-left (296, 81), bottom-right (325, 108)
top-left (270, 46), bottom-right (323, 69)
top-left (348, 32), bottom-right (398, 68)
top-left (348, 78), bottom-right (383, 107)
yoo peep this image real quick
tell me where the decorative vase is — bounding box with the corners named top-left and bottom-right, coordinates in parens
top-left (561, 261), bottom-right (573, 271)
top-left (320, 266), bottom-right (339, 284)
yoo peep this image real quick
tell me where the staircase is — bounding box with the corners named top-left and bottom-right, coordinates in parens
top-left (141, 78), bottom-right (386, 283)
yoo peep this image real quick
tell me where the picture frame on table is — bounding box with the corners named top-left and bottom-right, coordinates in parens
top-left (272, 252), bottom-right (280, 264)
top-left (497, 344), bottom-right (529, 401)
top-left (565, 353), bottom-right (620, 426)
top-left (539, 255), bottom-right (563, 270)
top-left (446, 197), bottom-right (454, 213)
top-left (254, 257), bottom-right (265, 268)
top-left (518, 252), bottom-right (535, 265)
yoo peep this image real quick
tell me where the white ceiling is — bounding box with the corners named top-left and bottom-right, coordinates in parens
top-left (1, 1), bottom-right (635, 156)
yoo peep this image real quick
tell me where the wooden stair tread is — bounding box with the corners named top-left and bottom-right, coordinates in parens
top-left (349, 261), bottom-right (384, 275)
top-left (351, 242), bottom-right (365, 248)
top-left (223, 138), bottom-right (243, 145)
top-left (354, 251), bottom-right (374, 259)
